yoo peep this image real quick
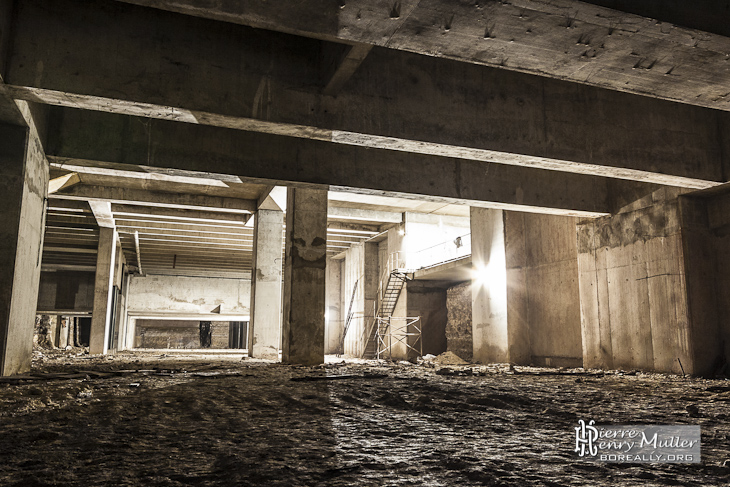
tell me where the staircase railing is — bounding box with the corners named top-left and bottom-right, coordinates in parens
top-left (361, 252), bottom-right (408, 357)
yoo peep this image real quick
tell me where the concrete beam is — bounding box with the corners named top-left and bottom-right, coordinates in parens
top-left (323, 43), bottom-right (372, 97)
top-left (45, 108), bottom-right (621, 217)
top-left (53, 184), bottom-right (257, 213)
top-left (5, 0), bottom-right (727, 188)
top-left (48, 172), bottom-right (80, 194)
top-left (111, 204), bottom-right (250, 225)
top-left (327, 222), bottom-right (381, 234)
top-left (257, 186), bottom-right (287, 212)
top-left (43, 246), bottom-right (97, 254)
top-left (114, 0), bottom-right (730, 113)
top-left (49, 156), bottom-right (239, 186)
top-left (41, 264), bottom-right (96, 272)
top-left (115, 221), bottom-right (252, 238)
top-left (88, 201), bottom-right (115, 228)
top-left (328, 206), bottom-right (402, 224)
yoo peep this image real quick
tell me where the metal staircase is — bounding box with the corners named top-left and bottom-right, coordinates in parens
top-left (362, 253), bottom-right (410, 359)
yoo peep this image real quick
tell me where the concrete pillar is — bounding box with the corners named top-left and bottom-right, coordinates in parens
top-left (282, 188), bottom-right (327, 365)
top-left (363, 242), bottom-right (379, 332)
top-left (0, 122), bottom-right (49, 376)
top-left (248, 209), bottom-right (284, 359)
top-left (381, 225), bottom-right (411, 360)
top-left (48, 315), bottom-right (58, 348)
top-left (57, 316), bottom-right (69, 349)
top-left (89, 227), bottom-right (118, 355)
top-left (324, 257), bottom-right (342, 354)
top-left (470, 207), bottom-right (512, 364)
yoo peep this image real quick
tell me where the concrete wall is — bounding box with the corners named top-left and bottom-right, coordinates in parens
top-left (505, 212), bottom-right (583, 367)
top-left (341, 242), bottom-right (380, 357)
top-left (446, 281), bottom-right (472, 361)
top-left (126, 274), bottom-right (250, 317)
top-left (577, 193), bottom-right (692, 373)
top-left (135, 319), bottom-right (232, 349)
top-left (37, 271), bottom-right (95, 312)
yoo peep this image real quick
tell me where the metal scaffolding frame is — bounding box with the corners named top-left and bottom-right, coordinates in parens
top-left (375, 316), bottom-right (423, 360)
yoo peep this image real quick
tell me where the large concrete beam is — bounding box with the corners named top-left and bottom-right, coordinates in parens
top-left (45, 107), bottom-right (624, 217)
top-left (113, 0), bottom-right (730, 112)
top-left (5, 0), bottom-right (728, 188)
top-left (53, 184), bottom-right (257, 213)
top-left (111, 204), bottom-right (251, 225)
top-left (49, 156), bottom-right (242, 187)
top-left (327, 206), bottom-right (402, 224)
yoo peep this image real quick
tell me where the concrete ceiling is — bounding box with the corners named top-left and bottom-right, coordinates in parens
top-left (44, 161), bottom-right (455, 276)
top-left (112, 0), bottom-right (730, 112)
top-left (5, 0), bottom-right (730, 277)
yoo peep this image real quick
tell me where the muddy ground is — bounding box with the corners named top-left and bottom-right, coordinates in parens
top-left (0, 350), bottom-right (728, 486)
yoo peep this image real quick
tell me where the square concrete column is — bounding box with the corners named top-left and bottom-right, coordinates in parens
top-left (324, 257), bottom-right (342, 354)
top-left (470, 207), bottom-right (511, 364)
top-left (89, 226), bottom-right (118, 355)
top-left (0, 123), bottom-right (49, 376)
top-left (56, 316), bottom-right (69, 349)
top-left (248, 209), bottom-right (284, 359)
top-left (282, 188), bottom-right (327, 365)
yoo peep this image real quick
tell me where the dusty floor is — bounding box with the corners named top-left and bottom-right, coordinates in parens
top-left (0, 349), bottom-right (728, 486)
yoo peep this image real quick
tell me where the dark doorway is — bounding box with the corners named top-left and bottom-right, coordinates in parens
top-left (228, 321), bottom-right (248, 349)
top-left (78, 317), bottom-right (92, 347)
top-left (199, 321), bottom-right (212, 348)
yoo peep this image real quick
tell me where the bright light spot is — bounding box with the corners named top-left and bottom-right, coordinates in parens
top-left (398, 229), bottom-right (405, 236)
top-left (472, 264), bottom-right (491, 286)
top-left (324, 309), bottom-right (329, 323)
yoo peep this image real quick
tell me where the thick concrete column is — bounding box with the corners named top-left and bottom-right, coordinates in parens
top-left (248, 209), bottom-right (284, 359)
top-left (470, 207), bottom-right (511, 364)
top-left (281, 188), bottom-right (327, 365)
top-left (0, 123), bottom-right (49, 376)
top-left (89, 227), bottom-right (118, 355)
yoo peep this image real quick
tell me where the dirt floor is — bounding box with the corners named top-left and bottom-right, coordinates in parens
top-left (0, 349), bottom-right (728, 486)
